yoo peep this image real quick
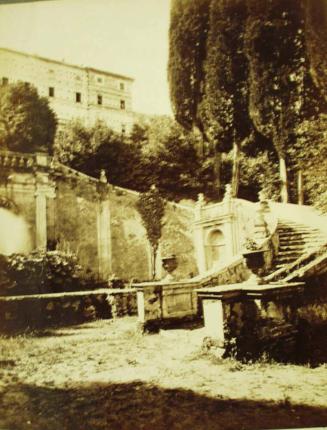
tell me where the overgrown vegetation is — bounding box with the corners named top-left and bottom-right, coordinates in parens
top-left (0, 250), bottom-right (94, 296)
top-left (168, 0), bottom-right (327, 207)
top-left (136, 185), bottom-right (166, 280)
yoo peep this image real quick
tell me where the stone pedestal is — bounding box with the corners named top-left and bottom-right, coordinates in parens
top-left (197, 282), bottom-right (304, 360)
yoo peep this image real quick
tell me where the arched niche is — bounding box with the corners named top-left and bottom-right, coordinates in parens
top-left (205, 229), bottom-right (226, 270)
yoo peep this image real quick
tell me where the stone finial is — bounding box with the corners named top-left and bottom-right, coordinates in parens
top-left (223, 184), bottom-right (232, 202)
top-left (197, 193), bottom-right (204, 205)
top-left (99, 169), bottom-right (108, 184)
top-left (258, 188), bottom-right (270, 213)
top-left (258, 189), bottom-right (267, 203)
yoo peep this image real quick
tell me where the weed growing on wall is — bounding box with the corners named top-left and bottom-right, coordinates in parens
top-left (136, 185), bottom-right (166, 280)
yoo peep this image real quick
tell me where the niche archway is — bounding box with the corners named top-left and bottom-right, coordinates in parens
top-left (205, 229), bottom-right (226, 270)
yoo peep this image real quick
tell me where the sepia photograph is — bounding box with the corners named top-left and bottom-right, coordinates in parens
top-left (0, 0), bottom-right (327, 429)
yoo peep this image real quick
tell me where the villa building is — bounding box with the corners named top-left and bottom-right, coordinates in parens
top-left (0, 47), bottom-right (134, 133)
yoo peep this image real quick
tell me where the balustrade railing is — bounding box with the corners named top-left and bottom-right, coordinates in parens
top-left (0, 151), bottom-right (36, 169)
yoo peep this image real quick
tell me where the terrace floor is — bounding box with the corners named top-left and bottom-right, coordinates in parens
top-left (1, 316), bottom-right (327, 430)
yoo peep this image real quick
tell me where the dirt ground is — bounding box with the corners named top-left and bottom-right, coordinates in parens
top-left (0, 316), bottom-right (327, 430)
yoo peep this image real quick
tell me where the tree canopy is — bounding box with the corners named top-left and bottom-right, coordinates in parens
top-left (168, 0), bottom-right (327, 203)
top-left (0, 82), bottom-right (57, 153)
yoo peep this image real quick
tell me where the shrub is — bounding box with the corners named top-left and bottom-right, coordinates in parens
top-left (0, 250), bottom-right (95, 296)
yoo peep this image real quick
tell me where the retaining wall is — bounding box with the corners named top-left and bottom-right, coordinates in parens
top-left (0, 288), bottom-right (137, 334)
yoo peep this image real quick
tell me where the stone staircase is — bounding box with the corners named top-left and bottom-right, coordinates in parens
top-left (274, 220), bottom-right (327, 269)
top-left (265, 218), bottom-right (327, 282)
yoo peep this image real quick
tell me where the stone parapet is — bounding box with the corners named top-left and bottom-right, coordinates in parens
top-left (135, 257), bottom-right (248, 332)
top-left (0, 288), bottom-right (137, 334)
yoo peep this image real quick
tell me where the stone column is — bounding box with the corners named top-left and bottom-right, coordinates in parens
top-left (34, 154), bottom-right (55, 250)
top-left (97, 170), bottom-right (111, 279)
top-left (35, 184), bottom-right (47, 250)
top-left (193, 193), bottom-right (206, 274)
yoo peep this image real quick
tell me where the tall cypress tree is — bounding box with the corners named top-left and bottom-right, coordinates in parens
top-left (245, 0), bottom-right (312, 202)
top-left (168, 0), bottom-right (210, 131)
top-left (169, 0), bottom-right (252, 198)
top-left (199, 0), bottom-right (252, 196)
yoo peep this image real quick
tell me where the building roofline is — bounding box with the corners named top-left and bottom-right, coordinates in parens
top-left (0, 46), bottom-right (134, 82)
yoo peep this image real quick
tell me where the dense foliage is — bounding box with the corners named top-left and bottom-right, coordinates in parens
top-left (168, 0), bottom-right (327, 205)
top-left (136, 186), bottom-right (166, 280)
top-left (54, 115), bottom-right (277, 203)
top-left (0, 82), bottom-right (57, 154)
top-left (168, 0), bottom-right (210, 130)
top-left (0, 251), bottom-right (94, 296)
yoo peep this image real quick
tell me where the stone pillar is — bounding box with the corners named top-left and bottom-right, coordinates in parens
top-left (222, 185), bottom-right (237, 257)
top-left (35, 184), bottom-right (47, 250)
top-left (254, 201), bottom-right (269, 242)
top-left (193, 193), bottom-right (206, 274)
top-left (136, 283), bottom-right (163, 332)
top-left (97, 170), bottom-right (111, 279)
top-left (34, 154), bottom-right (55, 250)
top-left (199, 287), bottom-right (242, 355)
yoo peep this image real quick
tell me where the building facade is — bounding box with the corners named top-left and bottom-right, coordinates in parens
top-left (0, 47), bottom-right (134, 133)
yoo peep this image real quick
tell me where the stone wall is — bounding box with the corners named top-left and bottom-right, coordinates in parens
top-left (0, 288), bottom-right (137, 334)
top-left (109, 188), bottom-right (197, 281)
top-left (55, 178), bottom-right (100, 276)
top-left (0, 152), bottom-right (198, 283)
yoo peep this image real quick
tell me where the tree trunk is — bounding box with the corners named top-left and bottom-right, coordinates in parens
top-left (279, 155), bottom-right (289, 203)
top-left (213, 147), bottom-right (221, 199)
top-left (298, 169), bottom-right (304, 205)
top-left (152, 246), bottom-right (158, 280)
top-left (231, 140), bottom-right (240, 198)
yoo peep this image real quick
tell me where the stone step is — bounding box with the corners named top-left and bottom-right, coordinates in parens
top-left (279, 238), bottom-right (323, 245)
top-left (278, 231), bottom-right (320, 237)
top-left (275, 255), bottom-right (301, 265)
top-left (279, 244), bottom-right (306, 251)
top-left (277, 250), bottom-right (304, 257)
top-left (278, 224), bottom-right (320, 232)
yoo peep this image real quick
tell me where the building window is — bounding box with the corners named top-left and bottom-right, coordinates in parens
top-left (97, 95), bottom-right (102, 105)
top-left (120, 100), bottom-right (125, 110)
top-left (120, 82), bottom-right (125, 91)
top-left (97, 77), bottom-right (103, 83)
top-left (76, 92), bottom-right (82, 103)
top-left (2, 77), bottom-right (8, 86)
top-left (121, 124), bottom-right (126, 134)
top-left (49, 87), bottom-right (55, 97)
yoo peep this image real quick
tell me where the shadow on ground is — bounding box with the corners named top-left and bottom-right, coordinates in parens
top-left (1, 380), bottom-right (327, 430)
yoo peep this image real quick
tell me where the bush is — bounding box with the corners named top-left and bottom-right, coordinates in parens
top-left (0, 251), bottom-right (95, 296)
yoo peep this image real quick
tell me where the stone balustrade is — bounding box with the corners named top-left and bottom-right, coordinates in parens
top-left (0, 151), bottom-right (36, 170)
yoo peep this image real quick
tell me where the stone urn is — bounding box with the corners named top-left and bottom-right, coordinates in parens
top-left (242, 249), bottom-right (266, 284)
top-left (162, 254), bottom-right (178, 281)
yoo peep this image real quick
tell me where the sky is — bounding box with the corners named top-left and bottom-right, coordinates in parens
top-left (0, 0), bottom-right (172, 115)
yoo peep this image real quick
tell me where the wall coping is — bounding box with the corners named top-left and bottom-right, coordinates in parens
top-left (197, 281), bottom-right (305, 301)
top-left (0, 288), bottom-right (136, 301)
top-left (133, 256), bottom-right (246, 291)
